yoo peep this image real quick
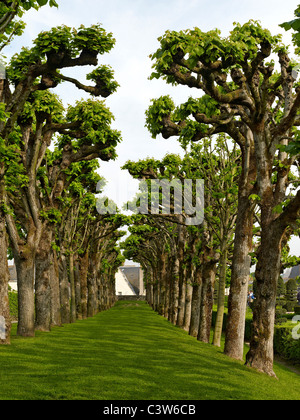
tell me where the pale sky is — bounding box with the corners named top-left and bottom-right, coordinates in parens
top-left (5, 0), bottom-right (300, 256)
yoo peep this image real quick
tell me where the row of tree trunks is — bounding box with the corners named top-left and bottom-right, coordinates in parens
top-left (145, 248), bottom-right (217, 346)
top-left (1, 235), bottom-right (117, 341)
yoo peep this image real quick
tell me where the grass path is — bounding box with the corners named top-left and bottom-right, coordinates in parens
top-left (0, 301), bottom-right (299, 400)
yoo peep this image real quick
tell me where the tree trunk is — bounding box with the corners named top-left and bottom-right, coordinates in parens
top-left (0, 164), bottom-right (11, 345)
top-left (69, 253), bottom-right (76, 323)
top-left (177, 268), bottom-right (186, 328)
top-left (15, 254), bottom-right (35, 337)
top-left (153, 277), bottom-right (158, 312)
top-left (0, 212), bottom-right (11, 345)
top-left (79, 252), bottom-right (89, 319)
top-left (50, 249), bottom-right (61, 326)
top-left (189, 266), bottom-right (202, 337)
top-left (245, 221), bottom-right (282, 377)
top-left (245, 128), bottom-right (283, 377)
top-left (163, 264), bottom-right (170, 318)
top-left (213, 249), bottom-right (228, 347)
top-left (170, 256), bottom-right (179, 325)
top-left (59, 252), bottom-right (70, 324)
top-left (224, 138), bottom-right (256, 361)
top-left (96, 271), bottom-right (101, 313)
top-left (183, 280), bottom-right (193, 332)
top-left (176, 223), bottom-right (186, 327)
top-left (159, 254), bottom-right (167, 316)
top-left (224, 195), bottom-right (253, 360)
top-left (198, 261), bottom-right (217, 343)
top-left (87, 260), bottom-right (97, 317)
top-left (74, 257), bottom-right (82, 319)
top-left (35, 228), bottom-right (53, 332)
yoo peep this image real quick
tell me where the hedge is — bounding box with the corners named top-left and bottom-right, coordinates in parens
top-left (212, 308), bottom-right (300, 363)
top-left (274, 325), bottom-right (300, 361)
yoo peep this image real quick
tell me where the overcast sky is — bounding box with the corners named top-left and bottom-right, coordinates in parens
top-left (6, 0), bottom-right (300, 255)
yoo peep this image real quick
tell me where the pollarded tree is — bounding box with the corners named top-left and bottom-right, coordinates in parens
top-left (0, 0), bottom-right (58, 345)
top-left (85, 214), bottom-right (127, 317)
top-left (1, 22), bottom-right (120, 337)
top-left (4, 94), bottom-right (120, 336)
top-left (120, 216), bottom-right (165, 310)
top-left (146, 20), bottom-right (300, 376)
top-left (123, 139), bottom-right (240, 344)
top-left (182, 137), bottom-right (240, 346)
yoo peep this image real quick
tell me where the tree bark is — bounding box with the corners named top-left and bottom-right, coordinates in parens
top-left (189, 266), bottom-right (202, 337)
top-left (35, 228), bottom-right (53, 332)
top-left (213, 248), bottom-right (228, 347)
top-left (177, 266), bottom-right (186, 328)
top-left (245, 226), bottom-right (280, 377)
top-left (74, 257), bottom-right (82, 319)
top-left (69, 253), bottom-right (76, 323)
top-left (170, 256), bottom-right (179, 325)
top-left (58, 252), bottom-right (70, 324)
top-left (224, 194), bottom-right (253, 360)
top-left (50, 248), bottom-right (61, 326)
top-left (0, 211), bottom-right (11, 345)
top-left (87, 259), bottom-right (97, 317)
top-left (79, 252), bottom-right (89, 319)
top-left (198, 261), bottom-right (217, 343)
top-left (15, 253), bottom-right (35, 337)
top-left (183, 280), bottom-right (193, 332)
top-left (176, 222), bottom-right (186, 327)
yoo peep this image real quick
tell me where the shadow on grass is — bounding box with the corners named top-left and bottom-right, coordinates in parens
top-left (0, 301), bottom-right (299, 400)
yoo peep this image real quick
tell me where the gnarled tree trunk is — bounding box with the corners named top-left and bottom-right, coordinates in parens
top-left (245, 226), bottom-right (281, 377)
top-left (15, 252), bottom-right (35, 337)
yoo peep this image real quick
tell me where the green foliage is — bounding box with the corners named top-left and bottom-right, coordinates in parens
top-left (0, 0), bottom-right (58, 50)
top-left (34, 25), bottom-right (73, 55)
top-left (34, 24), bottom-right (115, 58)
top-left (20, 89), bottom-right (64, 123)
top-left (145, 95), bottom-right (175, 138)
top-left (19, 0), bottom-right (58, 12)
top-left (285, 278), bottom-right (298, 303)
top-left (277, 131), bottom-right (300, 157)
top-left (174, 96), bottom-right (220, 121)
top-left (277, 276), bottom-right (286, 297)
top-left (65, 98), bottom-right (121, 147)
top-left (40, 208), bottom-right (62, 224)
top-left (229, 21), bottom-right (284, 57)
top-left (150, 20), bottom-right (284, 84)
top-left (6, 47), bottom-right (41, 83)
top-left (8, 291), bottom-right (18, 321)
top-left (0, 103), bottom-right (10, 122)
top-left (280, 5), bottom-right (300, 52)
top-left (274, 325), bottom-right (300, 361)
top-left (87, 65), bottom-right (119, 94)
top-left (6, 23), bottom-right (116, 84)
top-left (1, 130), bottom-right (29, 192)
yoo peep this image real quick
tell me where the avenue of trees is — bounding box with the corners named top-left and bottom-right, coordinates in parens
top-left (0, 1), bottom-right (300, 381)
top-left (122, 13), bottom-right (300, 377)
top-left (0, 0), bottom-right (127, 343)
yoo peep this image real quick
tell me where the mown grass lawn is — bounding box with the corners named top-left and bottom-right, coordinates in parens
top-left (0, 300), bottom-right (299, 400)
